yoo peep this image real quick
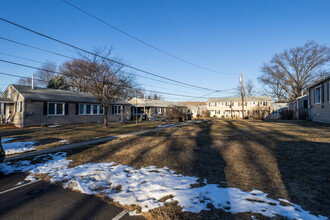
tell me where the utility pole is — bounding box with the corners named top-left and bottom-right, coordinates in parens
top-left (240, 72), bottom-right (245, 119)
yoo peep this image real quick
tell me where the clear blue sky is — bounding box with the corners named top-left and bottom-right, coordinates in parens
top-left (0, 0), bottom-right (329, 101)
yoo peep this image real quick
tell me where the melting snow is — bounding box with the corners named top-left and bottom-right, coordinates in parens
top-left (0, 153), bottom-right (327, 220)
top-left (158, 124), bottom-right (175, 128)
top-left (1, 137), bottom-right (37, 155)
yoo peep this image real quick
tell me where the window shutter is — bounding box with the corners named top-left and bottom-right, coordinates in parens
top-left (75, 104), bottom-right (79, 115)
top-left (327, 83), bottom-right (329, 102)
top-left (65, 103), bottom-right (69, 115)
top-left (321, 85), bottom-right (324, 103)
top-left (43, 102), bottom-right (48, 115)
top-left (112, 105), bottom-right (114, 114)
top-left (313, 89), bottom-right (315, 104)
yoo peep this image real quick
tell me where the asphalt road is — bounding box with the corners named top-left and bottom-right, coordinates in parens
top-left (0, 173), bottom-right (145, 220)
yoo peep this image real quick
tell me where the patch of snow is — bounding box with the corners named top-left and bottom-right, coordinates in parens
top-left (48, 124), bottom-right (61, 128)
top-left (1, 137), bottom-right (37, 155)
top-left (0, 155), bottom-right (327, 220)
top-left (57, 140), bottom-right (69, 144)
top-left (0, 152), bottom-right (67, 175)
top-left (129, 210), bottom-right (141, 216)
top-left (158, 124), bottom-right (175, 128)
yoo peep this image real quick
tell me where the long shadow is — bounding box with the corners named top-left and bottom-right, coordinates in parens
top-left (218, 119), bottom-right (330, 218)
top-left (190, 120), bottom-right (227, 185)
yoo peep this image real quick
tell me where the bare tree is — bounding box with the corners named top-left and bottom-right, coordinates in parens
top-left (35, 62), bottom-right (57, 87)
top-left (17, 77), bottom-right (32, 87)
top-left (236, 79), bottom-right (258, 97)
top-left (60, 59), bottom-right (92, 92)
top-left (165, 105), bottom-right (187, 122)
top-left (61, 47), bottom-right (135, 126)
top-left (259, 76), bottom-right (288, 102)
top-left (259, 41), bottom-right (330, 100)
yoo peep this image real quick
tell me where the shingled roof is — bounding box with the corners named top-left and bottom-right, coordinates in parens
top-left (129, 98), bottom-right (186, 108)
top-left (10, 84), bottom-right (130, 104)
top-left (207, 96), bottom-right (271, 102)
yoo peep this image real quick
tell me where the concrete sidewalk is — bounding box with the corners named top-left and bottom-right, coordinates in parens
top-left (4, 122), bottom-right (189, 162)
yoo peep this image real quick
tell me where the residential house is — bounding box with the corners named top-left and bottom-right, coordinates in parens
top-left (206, 96), bottom-right (271, 118)
top-left (129, 97), bottom-right (187, 118)
top-left (180, 102), bottom-right (206, 118)
top-left (0, 84), bottom-right (131, 127)
top-left (288, 95), bottom-right (309, 120)
top-left (308, 76), bottom-right (330, 123)
top-left (266, 103), bottom-right (288, 119)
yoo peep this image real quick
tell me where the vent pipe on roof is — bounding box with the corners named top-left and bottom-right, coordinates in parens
top-left (31, 74), bottom-right (34, 90)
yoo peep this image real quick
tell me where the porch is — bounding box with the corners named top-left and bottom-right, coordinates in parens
top-left (0, 98), bottom-right (15, 124)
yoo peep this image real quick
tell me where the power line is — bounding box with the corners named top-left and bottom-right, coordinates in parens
top-left (0, 41), bottom-right (216, 91)
top-left (0, 52), bottom-right (47, 65)
top-left (0, 36), bottom-right (74, 60)
top-left (62, 0), bottom-right (236, 76)
top-left (0, 59), bottom-right (231, 99)
top-left (0, 17), bottom-right (221, 92)
top-left (0, 70), bottom-right (217, 99)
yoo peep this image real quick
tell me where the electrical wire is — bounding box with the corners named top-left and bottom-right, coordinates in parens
top-left (0, 71), bottom-right (223, 99)
top-left (0, 36), bottom-right (217, 91)
top-left (62, 0), bottom-right (237, 76)
top-left (0, 17), bottom-right (223, 91)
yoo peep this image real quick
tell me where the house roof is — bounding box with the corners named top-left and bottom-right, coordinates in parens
top-left (129, 98), bottom-right (186, 108)
top-left (270, 103), bottom-right (288, 108)
top-left (207, 96), bottom-right (271, 103)
top-left (0, 98), bottom-right (15, 103)
top-left (9, 84), bottom-right (130, 104)
top-left (180, 102), bottom-right (206, 106)
top-left (308, 76), bottom-right (330, 89)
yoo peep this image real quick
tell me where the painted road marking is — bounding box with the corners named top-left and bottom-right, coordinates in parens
top-left (0, 179), bottom-right (41, 195)
top-left (112, 210), bottom-right (128, 220)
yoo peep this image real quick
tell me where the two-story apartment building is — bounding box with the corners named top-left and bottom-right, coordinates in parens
top-left (308, 76), bottom-right (330, 123)
top-left (206, 96), bottom-right (271, 118)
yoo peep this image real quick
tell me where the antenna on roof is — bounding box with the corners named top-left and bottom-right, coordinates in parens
top-left (31, 74), bottom-right (34, 90)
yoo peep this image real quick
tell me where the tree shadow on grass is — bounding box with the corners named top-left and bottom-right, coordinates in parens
top-left (218, 119), bottom-right (330, 218)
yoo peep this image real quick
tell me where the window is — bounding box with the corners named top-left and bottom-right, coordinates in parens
top-left (0, 103), bottom-right (4, 115)
top-left (113, 105), bottom-right (122, 115)
top-left (79, 104), bottom-right (104, 115)
top-left (86, 105), bottom-right (91, 114)
top-left (48, 102), bottom-right (64, 116)
top-left (16, 101), bottom-right (22, 112)
top-left (93, 105), bottom-right (98, 114)
top-left (9, 92), bottom-right (12, 99)
top-left (209, 102), bottom-right (216, 107)
top-left (303, 100), bottom-right (308, 109)
top-left (263, 102), bottom-right (267, 106)
top-left (79, 104), bottom-right (84, 115)
top-left (315, 86), bottom-right (321, 104)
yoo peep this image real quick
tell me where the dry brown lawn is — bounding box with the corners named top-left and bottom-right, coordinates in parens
top-left (67, 119), bottom-right (330, 219)
top-left (0, 121), bottom-right (168, 151)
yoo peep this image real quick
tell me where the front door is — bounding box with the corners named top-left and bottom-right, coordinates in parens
top-left (5, 103), bottom-right (13, 123)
